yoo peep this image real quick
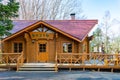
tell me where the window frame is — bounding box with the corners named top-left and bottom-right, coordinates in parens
top-left (62, 41), bottom-right (74, 53)
top-left (39, 43), bottom-right (47, 53)
top-left (12, 41), bottom-right (24, 53)
top-left (37, 40), bottom-right (48, 53)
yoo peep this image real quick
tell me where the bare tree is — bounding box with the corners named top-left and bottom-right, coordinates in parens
top-left (16, 0), bottom-right (85, 20)
top-left (100, 11), bottom-right (111, 53)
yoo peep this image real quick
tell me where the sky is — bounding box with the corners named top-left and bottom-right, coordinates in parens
top-left (82, 0), bottom-right (120, 20)
top-left (82, 0), bottom-right (120, 36)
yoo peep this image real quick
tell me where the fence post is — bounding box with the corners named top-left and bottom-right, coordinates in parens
top-left (55, 51), bottom-right (58, 72)
top-left (6, 54), bottom-right (8, 65)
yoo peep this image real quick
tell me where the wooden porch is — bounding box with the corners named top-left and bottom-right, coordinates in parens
top-left (55, 53), bottom-right (120, 72)
top-left (1, 52), bottom-right (120, 72)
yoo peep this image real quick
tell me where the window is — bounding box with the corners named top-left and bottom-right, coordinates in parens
top-left (63, 43), bottom-right (72, 53)
top-left (14, 42), bottom-right (23, 53)
top-left (39, 43), bottom-right (46, 52)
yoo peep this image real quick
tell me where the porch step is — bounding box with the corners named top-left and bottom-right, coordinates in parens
top-left (18, 63), bottom-right (56, 72)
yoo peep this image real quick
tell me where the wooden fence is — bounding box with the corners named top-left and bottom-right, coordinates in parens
top-left (56, 53), bottom-right (120, 67)
top-left (0, 52), bottom-right (24, 71)
top-left (0, 53), bottom-right (21, 64)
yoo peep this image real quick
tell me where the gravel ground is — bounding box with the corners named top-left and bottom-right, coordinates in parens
top-left (0, 71), bottom-right (120, 80)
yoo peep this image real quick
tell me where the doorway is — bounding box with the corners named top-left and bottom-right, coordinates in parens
top-left (37, 41), bottom-right (48, 62)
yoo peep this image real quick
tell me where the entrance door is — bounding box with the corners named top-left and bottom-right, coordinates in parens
top-left (37, 41), bottom-right (48, 62)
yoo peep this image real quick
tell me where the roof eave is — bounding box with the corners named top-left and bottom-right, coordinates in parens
top-left (81, 20), bottom-right (98, 41)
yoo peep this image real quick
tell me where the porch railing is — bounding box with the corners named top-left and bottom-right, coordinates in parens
top-left (0, 52), bottom-right (25, 71)
top-left (57, 53), bottom-right (120, 66)
top-left (0, 53), bottom-right (21, 64)
top-left (17, 51), bottom-right (24, 71)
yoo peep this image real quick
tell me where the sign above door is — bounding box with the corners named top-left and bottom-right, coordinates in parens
top-left (30, 32), bottom-right (54, 40)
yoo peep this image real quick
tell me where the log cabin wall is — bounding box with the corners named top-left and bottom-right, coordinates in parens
top-left (3, 35), bottom-right (25, 53)
top-left (2, 27), bottom-right (90, 63)
top-left (2, 32), bottom-right (90, 63)
top-left (2, 33), bottom-right (90, 63)
top-left (82, 36), bottom-right (90, 53)
top-left (56, 33), bottom-right (86, 54)
top-left (3, 41), bottom-right (10, 53)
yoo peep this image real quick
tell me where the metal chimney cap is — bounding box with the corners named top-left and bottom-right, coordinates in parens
top-left (70, 13), bottom-right (75, 15)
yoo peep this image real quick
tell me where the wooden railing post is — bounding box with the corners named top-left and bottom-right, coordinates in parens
top-left (93, 54), bottom-right (96, 65)
top-left (17, 51), bottom-right (24, 71)
top-left (60, 53), bottom-right (61, 64)
top-left (71, 53), bottom-right (72, 65)
top-left (6, 54), bottom-right (9, 65)
top-left (115, 53), bottom-right (118, 66)
top-left (104, 54), bottom-right (108, 66)
top-left (55, 51), bottom-right (58, 72)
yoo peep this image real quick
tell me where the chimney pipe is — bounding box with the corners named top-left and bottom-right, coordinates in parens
top-left (70, 13), bottom-right (75, 20)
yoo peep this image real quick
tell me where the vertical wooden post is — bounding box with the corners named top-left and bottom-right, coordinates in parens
top-left (104, 54), bottom-right (108, 66)
top-left (24, 33), bottom-right (31, 63)
top-left (71, 53), bottom-right (72, 65)
top-left (6, 54), bottom-right (8, 65)
top-left (55, 51), bottom-right (58, 72)
top-left (55, 32), bottom-right (58, 72)
top-left (86, 37), bottom-right (89, 53)
top-left (70, 53), bottom-right (72, 71)
top-left (82, 53), bottom-right (84, 64)
top-left (98, 68), bottom-right (100, 72)
top-left (93, 54), bottom-right (96, 65)
top-left (60, 53), bottom-right (61, 64)
top-left (115, 53), bottom-right (118, 66)
top-left (54, 32), bottom-right (57, 62)
top-left (111, 68), bottom-right (113, 72)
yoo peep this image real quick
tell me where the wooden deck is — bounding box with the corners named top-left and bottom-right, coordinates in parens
top-left (55, 53), bottom-right (120, 72)
top-left (57, 64), bottom-right (120, 72)
top-left (1, 52), bottom-right (120, 72)
top-left (0, 63), bottom-right (16, 68)
top-left (0, 63), bottom-right (120, 72)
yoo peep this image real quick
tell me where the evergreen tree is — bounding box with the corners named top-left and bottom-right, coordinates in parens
top-left (90, 28), bottom-right (103, 52)
top-left (0, 0), bottom-right (19, 37)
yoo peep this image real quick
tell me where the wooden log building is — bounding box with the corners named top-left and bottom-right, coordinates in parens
top-left (2, 14), bottom-right (98, 63)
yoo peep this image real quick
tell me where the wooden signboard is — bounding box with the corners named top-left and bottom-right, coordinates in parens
top-left (30, 32), bottom-right (54, 40)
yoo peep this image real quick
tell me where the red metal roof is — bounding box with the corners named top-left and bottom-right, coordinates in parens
top-left (11, 20), bottom-right (38, 33)
top-left (10, 20), bottom-right (97, 41)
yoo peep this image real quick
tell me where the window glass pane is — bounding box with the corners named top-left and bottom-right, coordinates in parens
top-left (43, 49), bottom-right (46, 52)
top-left (14, 42), bottom-right (23, 53)
top-left (39, 43), bottom-right (46, 52)
top-left (63, 43), bottom-right (67, 53)
top-left (40, 49), bottom-right (42, 52)
top-left (19, 43), bottom-right (23, 52)
top-left (14, 43), bottom-right (18, 53)
top-left (68, 43), bottom-right (72, 53)
top-left (63, 43), bottom-right (72, 53)
top-left (43, 44), bottom-right (46, 47)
